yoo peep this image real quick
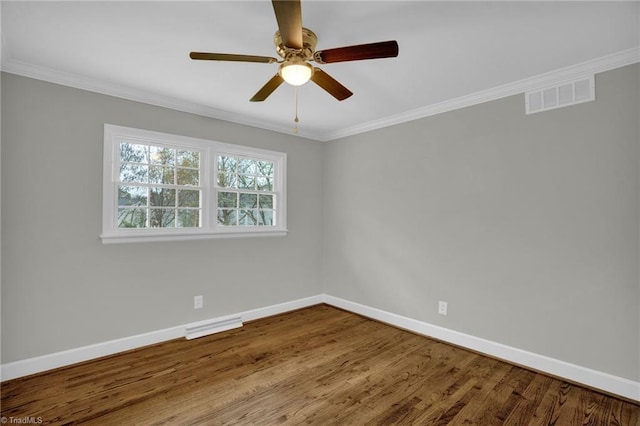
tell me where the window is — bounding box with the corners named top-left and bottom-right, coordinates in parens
top-left (216, 155), bottom-right (276, 227)
top-left (117, 143), bottom-right (202, 229)
top-left (102, 124), bottom-right (286, 243)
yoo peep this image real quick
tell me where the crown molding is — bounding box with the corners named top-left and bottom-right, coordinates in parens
top-left (321, 46), bottom-right (640, 141)
top-left (2, 47), bottom-right (638, 142)
top-left (0, 58), bottom-right (325, 141)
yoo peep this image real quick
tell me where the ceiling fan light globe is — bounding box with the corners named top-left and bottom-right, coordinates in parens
top-left (280, 61), bottom-right (313, 86)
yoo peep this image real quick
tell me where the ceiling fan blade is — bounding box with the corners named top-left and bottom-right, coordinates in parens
top-left (313, 40), bottom-right (399, 64)
top-left (272, 0), bottom-right (303, 49)
top-left (250, 74), bottom-right (285, 102)
top-left (310, 68), bottom-right (353, 101)
top-left (190, 52), bottom-right (278, 64)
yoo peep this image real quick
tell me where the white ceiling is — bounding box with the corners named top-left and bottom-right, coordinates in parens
top-left (2, 1), bottom-right (639, 141)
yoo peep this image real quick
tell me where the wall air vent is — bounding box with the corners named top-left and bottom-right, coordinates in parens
top-left (525, 75), bottom-right (595, 115)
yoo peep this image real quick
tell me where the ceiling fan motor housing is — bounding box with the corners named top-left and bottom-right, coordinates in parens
top-left (274, 27), bottom-right (318, 61)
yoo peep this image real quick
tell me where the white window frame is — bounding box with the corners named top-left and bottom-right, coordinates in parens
top-left (102, 124), bottom-right (287, 244)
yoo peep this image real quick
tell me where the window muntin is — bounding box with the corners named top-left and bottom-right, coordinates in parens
top-left (102, 125), bottom-right (286, 243)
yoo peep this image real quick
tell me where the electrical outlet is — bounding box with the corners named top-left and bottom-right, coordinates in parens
top-left (194, 295), bottom-right (203, 309)
top-left (438, 301), bottom-right (448, 315)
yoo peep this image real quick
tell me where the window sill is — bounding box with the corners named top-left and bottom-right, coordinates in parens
top-left (100, 229), bottom-right (288, 244)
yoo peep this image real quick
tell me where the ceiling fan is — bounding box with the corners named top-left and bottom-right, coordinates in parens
top-left (189, 0), bottom-right (399, 102)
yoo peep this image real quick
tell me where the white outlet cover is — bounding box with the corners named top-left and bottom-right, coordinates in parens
top-left (194, 295), bottom-right (204, 309)
top-left (438, 301), bottom-right (448, 315)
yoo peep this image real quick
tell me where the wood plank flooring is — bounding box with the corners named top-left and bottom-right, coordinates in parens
top-left (1, 304), bottom-right (638, 425)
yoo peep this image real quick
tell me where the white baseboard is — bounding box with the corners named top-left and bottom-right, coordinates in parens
top-left (323, 295), bottom-right (640, 402)
top-left (2, 293), bottom-right (638, 402)
top-left (0, 325), bottom-right (185, 382)
top-left (241, 294), bottom-right (325, 322)
top-left (0, 295), bottom-right (324, 382)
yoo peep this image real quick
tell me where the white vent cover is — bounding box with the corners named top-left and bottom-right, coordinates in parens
top-left (525, 75), bottom-right (595, 114)
top-left (185, 314), bottom-right (243, 340)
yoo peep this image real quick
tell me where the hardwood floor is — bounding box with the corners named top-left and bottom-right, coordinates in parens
top-left (1, 305), bottom-right (638, 425)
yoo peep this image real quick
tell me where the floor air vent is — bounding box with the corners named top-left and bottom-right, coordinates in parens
top-left (185, 315), bottom-right (243, 340)
top-left (525, 75), bottom-right (594, 114)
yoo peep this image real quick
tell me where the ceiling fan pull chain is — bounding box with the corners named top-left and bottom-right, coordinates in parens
top-left (293, 86), bottom-right (300, 134)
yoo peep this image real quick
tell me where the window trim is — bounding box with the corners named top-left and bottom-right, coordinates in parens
top-left (101, 124), bottom-right (287, 244)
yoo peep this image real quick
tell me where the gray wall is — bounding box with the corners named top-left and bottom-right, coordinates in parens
top-left (2, 65), bottom-right (639, 383)
top-left (1, 73), bottom-right (324, 363)
top-left (323, 64), bottom-right (639, 381)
